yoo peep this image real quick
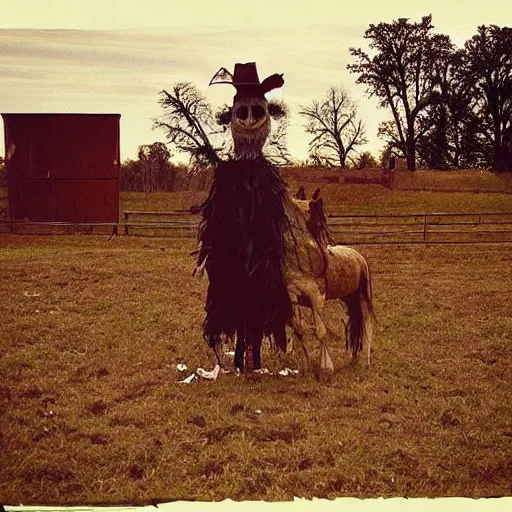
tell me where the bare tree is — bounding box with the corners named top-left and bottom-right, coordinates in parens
top-left (153, 82), bottom-right (226, 170)
top-left (299, 87), bottom-right (366, 168)
top-left (264, 99), bottom-right (293, 165)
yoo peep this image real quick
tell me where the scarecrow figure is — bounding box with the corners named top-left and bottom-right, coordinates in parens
top-left (196, 62), bottom-right (292, 372)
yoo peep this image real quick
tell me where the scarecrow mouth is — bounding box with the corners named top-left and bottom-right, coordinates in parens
top-left (232, 116), bottom-right (268, 131)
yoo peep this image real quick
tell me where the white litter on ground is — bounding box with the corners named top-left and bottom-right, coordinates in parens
top-left (253, 368), bottom-right (272, 375)
top-left (278, 368), bottom-right (299, 376)
top-left (179, 373), bottom-right (196, 384)
top-left (196, 365), bottom-right (221, 380)
top-left (176, 363), bottom-right (298, 383)
top-left (178, 365), bottom-right (221, 383)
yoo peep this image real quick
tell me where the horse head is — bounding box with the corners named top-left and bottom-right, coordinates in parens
top-left (292, 187), bottom-right (335, 247)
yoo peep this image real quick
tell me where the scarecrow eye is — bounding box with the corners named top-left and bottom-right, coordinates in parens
top-left (252, 105), bottom-right (265, 120)
top-left (236, 106), bottom-right (249, 120)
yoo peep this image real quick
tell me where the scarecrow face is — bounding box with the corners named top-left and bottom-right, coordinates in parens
top-left (231, 96), bottom-right (271, 160)
top-left (209, 62), bottom-right (284, 160)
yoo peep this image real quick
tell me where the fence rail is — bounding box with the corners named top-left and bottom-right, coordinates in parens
top-left (0, 219), bottom-right (118, 236)
top-left (123, 210), bottom-right (512, 244)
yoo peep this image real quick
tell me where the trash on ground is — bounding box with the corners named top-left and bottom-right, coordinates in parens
top-left (23, 292), bottom-right (41, 297)
top-left (278, 368), bottom-right (299, 376)
top-left (196, 364), bottom-right (221, 381)
top-left (179, 373), bottom-right (196, 384)
top-left (253, 368), bottom-right (272, 375)
top-left (176, 363), bottom-right (188, 372)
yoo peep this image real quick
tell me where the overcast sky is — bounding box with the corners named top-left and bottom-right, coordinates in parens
top-left (1, 0), bottom-right (511, 163)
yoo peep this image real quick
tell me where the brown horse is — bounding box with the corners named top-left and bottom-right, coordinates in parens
top-left (282, 188), bottom-right (374, 371)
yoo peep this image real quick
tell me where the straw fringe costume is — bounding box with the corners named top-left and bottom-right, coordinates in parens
top-left (196, 63), bottom-right (292, 371)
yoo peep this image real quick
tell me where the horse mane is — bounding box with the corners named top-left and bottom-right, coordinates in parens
top-left (292, 187), bottom-right (335, 247)
top-left (308, 189), bottom-right (336, 247)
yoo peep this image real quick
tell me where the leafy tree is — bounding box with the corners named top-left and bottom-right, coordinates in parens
top-left (461, 25), bottom-right (512, 171)
top-left (299, 86), bottom-right (366, 168)
top-left (354, 151), bottom-right (378, 169)
top-left (121, 143), bottom-right (175, 192)
top-left (138, 142), bottom-right (173, 193)
top-left (415, 101), bottom-right (451, 170)
top-left (348, 15), bottom-right (453, 171)
top-left (120, 158), bottom-right (143, 191)
top-left (414, 48), bottom-right (491, 169)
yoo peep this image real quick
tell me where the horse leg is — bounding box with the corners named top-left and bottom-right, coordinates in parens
top-left (289, 302), bottom-right (310, 372)
top-left (295, 331), bottom-right (310, 373)
top-left (310, 302), bottom-right (334, 373)
top-left (274, 323), bottom-right (287, 353)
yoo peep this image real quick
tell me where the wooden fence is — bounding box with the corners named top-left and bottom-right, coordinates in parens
top-left (123, 210), bottom-right (512, 245)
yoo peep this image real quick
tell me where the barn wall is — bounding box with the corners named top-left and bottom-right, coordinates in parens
top-left (2, 113), bottom-right (120, 224)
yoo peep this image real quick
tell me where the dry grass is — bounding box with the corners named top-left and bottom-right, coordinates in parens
top-left (1, 235), bottom-right (511, 504)
top-left (393, 170), bottom-right (512, 193)
top-left (120, 181), bottom-right (512, 219)
top-left (0, 180), bottom-right (511, 504)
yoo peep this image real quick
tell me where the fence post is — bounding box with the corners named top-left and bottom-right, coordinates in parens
top-left (423, 214), bottom-right (428, 243)
top-left (124, 212), bottom-right (129, 235)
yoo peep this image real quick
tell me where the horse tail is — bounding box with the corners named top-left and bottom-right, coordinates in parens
top-left (343, 258), bottom-right (375, 365)
top-left (361, 259), bottom-right (375, 366)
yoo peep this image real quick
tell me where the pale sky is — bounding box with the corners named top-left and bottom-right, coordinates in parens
top-left (1, 0), bottom-right (511, 163)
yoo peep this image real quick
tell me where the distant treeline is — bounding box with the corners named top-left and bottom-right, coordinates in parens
top-left (121, 142), bottom-right (180, 192)
top-left (120, 143), bottom-right (212, 192)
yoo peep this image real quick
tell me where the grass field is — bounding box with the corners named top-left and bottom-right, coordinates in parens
top-left (0, 179), bottom-right (511, 505)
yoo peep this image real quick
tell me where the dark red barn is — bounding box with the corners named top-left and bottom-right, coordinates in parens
top-left (1, 113), bottom-right (120, 231)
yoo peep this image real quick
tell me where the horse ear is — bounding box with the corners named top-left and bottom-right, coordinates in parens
top-left (312, 188), bottom-right (321, 201)
top-left (295, 186), bottom-right (306, 200)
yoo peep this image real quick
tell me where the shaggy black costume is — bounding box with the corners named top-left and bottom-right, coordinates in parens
top-left (197, 156), bottom-right (292, 369)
